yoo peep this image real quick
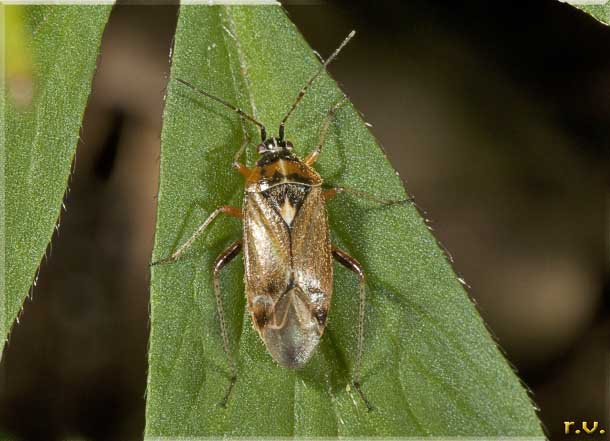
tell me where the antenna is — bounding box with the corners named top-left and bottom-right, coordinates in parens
top-left (278, 30), bottom-right (356, 141)
top-left (176, 78), bottom-right (267, 141)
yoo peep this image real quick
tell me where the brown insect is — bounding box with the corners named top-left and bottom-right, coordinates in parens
top-left (153, 31), bottom-right (406, 410)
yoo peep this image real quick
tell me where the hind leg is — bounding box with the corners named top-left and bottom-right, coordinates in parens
top-left (332, 247), bottom-right (374, 412)
top-left (212, 240), bottom-right (242, 408)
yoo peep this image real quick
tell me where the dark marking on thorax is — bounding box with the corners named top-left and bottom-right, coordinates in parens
top-left (247, 155), bottom-right (322, 192)
top-left (261, 183), bottom-right (311, 229)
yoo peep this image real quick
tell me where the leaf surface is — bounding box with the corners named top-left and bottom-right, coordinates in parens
top-left (147, 5), bottom-right (544, 437)
top-left (3, 5), bottom-right (112, 349)
top-left (573, 1), bottom-right (609, 25)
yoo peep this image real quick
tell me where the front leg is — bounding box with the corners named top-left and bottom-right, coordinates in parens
top-left (304, 96), bottom-right (347, 166)
top-left (332, 247), bottom-right (374, 412)
top-left (232, 137), bottom-right (252, 177)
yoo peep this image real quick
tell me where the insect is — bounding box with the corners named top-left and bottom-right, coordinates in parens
top-left (153, 31), bottom-right (407, 411)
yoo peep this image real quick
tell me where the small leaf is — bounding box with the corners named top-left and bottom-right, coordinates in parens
top-left (147, 5), bottom-right (544, 437)
top-left (2, 5), bottom-right (112, 349)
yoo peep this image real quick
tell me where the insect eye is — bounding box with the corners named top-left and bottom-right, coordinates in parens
top-left (257, 143), bottom-right (267, 154)
top-left (285, 142), bottom-right (293, 150)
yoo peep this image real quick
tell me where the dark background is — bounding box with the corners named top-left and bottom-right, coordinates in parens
top-left (1, 1), bottom-right (609, 440)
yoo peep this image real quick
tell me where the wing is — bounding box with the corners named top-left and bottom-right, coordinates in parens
top-left (290, 186), bottom-right (333, 323)
top-left (242, 191), bottom-right (292, 304)
top-left (243, 185), bottom-right (333, 367)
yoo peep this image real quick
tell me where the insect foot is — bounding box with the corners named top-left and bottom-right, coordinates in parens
top-left (353, 380), bottom-right (375, 412)
top-left (218, 374), bottom-right (237, 408)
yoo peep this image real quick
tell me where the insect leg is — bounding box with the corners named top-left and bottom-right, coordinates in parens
top-left (332, 247), bottom-right (374, 412)
top-left (232, 137), bottom-right (252, 177)
top-left (304, 96), bottom-right (348, 166)
top-left (323, 186), bottom-right (412, 206)
top-left (213, 240), bottom-right (243, 408)
top-left (151, 205), bottom-right (242, 266)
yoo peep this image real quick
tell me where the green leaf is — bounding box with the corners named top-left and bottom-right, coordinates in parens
top-left (572, 1), bottom-right (610, 25)
top-left (148, 5), bottom-right (544, 437)
top-left (2, 5), bottom-right (112, 349)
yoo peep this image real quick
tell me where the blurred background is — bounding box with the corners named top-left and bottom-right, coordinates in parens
top-left (1, 1), bottom-right (609, 440)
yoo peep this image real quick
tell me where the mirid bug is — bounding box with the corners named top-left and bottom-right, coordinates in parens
top-left (153, 31), bottom-right (407, 411)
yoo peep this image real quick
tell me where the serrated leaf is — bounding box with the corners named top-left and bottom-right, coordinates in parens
top-left (2, 5), bottom-right (112, 350)
top-left (147, 5), bottom-right (544, 437)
